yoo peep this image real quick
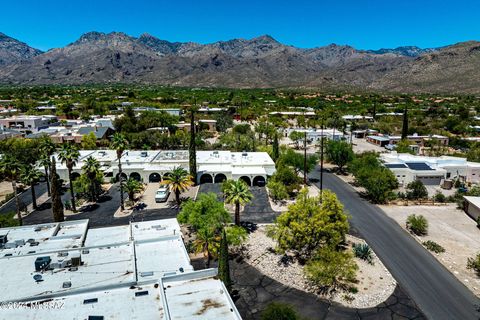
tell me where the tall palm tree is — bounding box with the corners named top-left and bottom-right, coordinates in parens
top-left (161, 166), bottom-right (193, 206)
top-left (82, 156), bottom-right (101, 202)
top-left (58, 143), bottom-right (80, 212)
top-left (110, 133), bottom-right (128, 211)
top-left (0, 155), bottom-right (23, 225)
top-left (222, 179), bottom-right (253, 226)
top-left (38, 135), bottom-right (56, 196)
top-left (193, 227), bottom-right (220, 268)
top-left (20, 165), bottom-right (42, 210)
top-left (122, 178), bottom-right (144, 202)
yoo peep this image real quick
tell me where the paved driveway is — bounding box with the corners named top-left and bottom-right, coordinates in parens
top-left (0, 182), bottom-right (48, 215)
top-left (198, 184), bottom-right (280, 223)
top-left (309, 167), bottom-right (480, 320)
top-left (24, 183), bottom-right (125, 227)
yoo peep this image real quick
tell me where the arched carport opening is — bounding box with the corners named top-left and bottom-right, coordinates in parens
top-left (130, 172), bottom-right (142, 182)
top-left (199, 173), bottom-right (213, 184)
top-left (253, 176), bottom-right (266, 187)
top-left (214, 173), bottom-right (227, 184)
top-left (70, 172), bottom-right (81, 181)
top-left (239, 176), bottom-right (251, 186)
top-left (149, 173), bottom-right (161, 183)
top-left (116, 172), bottom-right (127, 182)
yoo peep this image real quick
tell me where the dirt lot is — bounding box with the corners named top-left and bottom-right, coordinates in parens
top-left (380, 204), bottom-right (480, 297)
top-left (0, 181), bottom-right (13, 202)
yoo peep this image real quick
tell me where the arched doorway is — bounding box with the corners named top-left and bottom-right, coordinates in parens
top-left (70, 172), bottom-right (81, 181)
top-left (199, 174), bottom-right (213, 184)
top-left (214, 173), bottom-right (227, 184)
top-left (149, 173), bottom-right (161, 183)
top-left (253, 176), bottom-right (266, 187)
top-left (239, 176), bottom-right (251, 186)
top-left (130, 172), bottom-right (142, 181)
top-left (116, 172), bottom-right (127, 182)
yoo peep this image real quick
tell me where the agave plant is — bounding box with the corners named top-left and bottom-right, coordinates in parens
top-left (352, 243), bottom-right (373, 264)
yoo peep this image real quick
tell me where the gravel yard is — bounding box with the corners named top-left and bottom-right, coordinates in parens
top-left (242, 225), bottom-right (396, 308)
top-left (380, 204), bottom-right (480, 297)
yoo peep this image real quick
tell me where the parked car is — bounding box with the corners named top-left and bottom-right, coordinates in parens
top-left (155, 186), bottom-right (170, 203)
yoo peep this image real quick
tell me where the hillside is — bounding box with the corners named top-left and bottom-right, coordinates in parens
top-left (0, 31), bottom-right (479, 93)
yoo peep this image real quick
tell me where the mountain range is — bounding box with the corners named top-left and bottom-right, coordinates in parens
top-left (0, 31), bottom-right (479, 93)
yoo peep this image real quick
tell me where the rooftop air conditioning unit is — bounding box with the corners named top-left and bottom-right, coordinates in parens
top-left (35, 256), bottom-right (51, 272)
top-left (141, 151), bottom-right (148, 157)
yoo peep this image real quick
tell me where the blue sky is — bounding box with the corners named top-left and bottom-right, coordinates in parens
top-left (1, 0), bottom-right (479, 51)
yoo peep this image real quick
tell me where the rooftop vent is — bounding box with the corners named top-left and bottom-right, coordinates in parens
top-left (70, 252), bottom-right (82, 267)
top-left (135, 291), bottom-right (149, 297)
top-left (83, 298), bottom-right (98, 304)
top-left (141, 151), bottom-right (148, 157)
top-left (34, 256), bottom-right (51, 272)
top-left (0, 234), bottom-right (7, 247)
top-left (34, 227), bottom-right (42, 232)
top-left (88, 316), bottom-right (104, 320)
top-left (82, 249), bottom-right (90, 254)
top-left (30, 241), bottom-right (39, 247)
top-left (33, 274), bottom-right (43, 283)
top-left (140, 271), bottom-right (154, 277)
top-left (62, 281), bottom-right (72, 288)
top-left (58, 252), bottom-right (68, 257)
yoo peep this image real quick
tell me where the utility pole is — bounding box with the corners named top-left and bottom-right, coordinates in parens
top-left (319, 119), bottom-right (324, 202)
top-left (303, 131), bottom-right (307, 184)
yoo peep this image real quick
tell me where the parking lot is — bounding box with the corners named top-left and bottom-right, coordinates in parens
top-left (141, 183), bottom-right (198, 210)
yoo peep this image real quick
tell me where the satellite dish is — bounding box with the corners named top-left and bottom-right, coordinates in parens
top-left (33, 274), bottom-right (43, 282)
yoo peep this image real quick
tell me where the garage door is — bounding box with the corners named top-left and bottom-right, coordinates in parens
top-left (416, 176), bottom-right (442, 185)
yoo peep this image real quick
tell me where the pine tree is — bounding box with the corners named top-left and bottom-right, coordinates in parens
top-left (189, 108), bottom-right (197, 183)
top-left (272, 133), bottom-right (279, 163)
top-left (50, 157), bottom-right (64, 222)
top-left (401, 105), bottom-right (409, 140)
top-left (218, 228), bottom-right (232, 291)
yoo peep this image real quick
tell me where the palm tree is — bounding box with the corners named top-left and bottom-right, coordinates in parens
top-left (122, 178), bottom-right (143, 202)
top-left (0, 155), bottom-right (23, 225)
top-left (38, 135), bottom-right (56, 196)
top-left (82, 156), bottom-right (101, 202)
top-left (161, 166), bottom-right (193, 206)
top-left (58, 143), bottom-right (80, 212)
top-left (193, 227), bottom-right (220, 268)
top-left (222, 179), bottom-right (253, 226)
top-left (20, 165), bottom-right (42, 210)
top-left (110, 133), bottom-right (128, 211)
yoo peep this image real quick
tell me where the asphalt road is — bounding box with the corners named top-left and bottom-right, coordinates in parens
top-left (309, 167), bottom-right (480, 320)
top-left (0, 182), bottom-right (48, 215)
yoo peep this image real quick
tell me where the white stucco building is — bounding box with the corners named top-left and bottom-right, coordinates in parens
top-left (381, 153), bottom-right (480, 186)
top-left (53, 149), bottom-right (276, 186)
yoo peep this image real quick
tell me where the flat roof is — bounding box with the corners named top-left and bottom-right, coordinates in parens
top-left (464, 196), bottom-right (480, 209)
top-left (0, 243), bottom-right (136, 302)
top-left (0, 220), bottom-right (88, 258)
top-left (385, 163), bottom-right (408, 169)
top-left (1, 281), bottom-right (166, 320)
top-left (162, 269), bottom-right (242, 320)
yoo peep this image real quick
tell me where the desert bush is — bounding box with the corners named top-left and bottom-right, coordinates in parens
top-left (261, 302), bottom-right (301, 320)
top-left (305, 246), bottom-right (358, 289)
top-left (406, 214), bottom-right (428, 236)
top-left (352, 243), bottom-right (373, 264)
top-left (422, 240), bottom-right (445, 253)
top-left (467, 253), bottom-right (480, 276)
top-left (433, 191), bottom-right (446, 203)
top-left (267, 180), bottom-right (289, 202)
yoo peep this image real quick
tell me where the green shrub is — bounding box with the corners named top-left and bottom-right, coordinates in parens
top-left (467, 253), bottom-right (480, 276)
top-left (406, 214), bottom-right (428, 236)
top-left (0, 211), bottom-right (19, 228)
top-left (261, 302), bottom-right (301, 320)
top-left (305, 246), bottom-right (358, 288)
top-left (406, 180), bottom-right (428, 200)
top-left (352, 243), bottom-right (373, 264)
top-left (422, 240), bottom-right (445, 253)
top-left (267, 180), bottom-right (289, 202)
top-left (433, 191), bottom-right (446, 203)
